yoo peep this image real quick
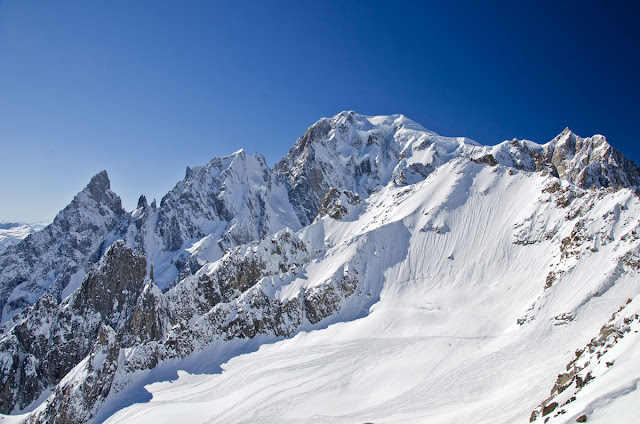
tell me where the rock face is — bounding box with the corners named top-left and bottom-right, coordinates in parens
top-left (72, 241), bottom-right (148, 327)
top-left (274, 111), bottom-right (445, 225)
top-left (0, 112), bottom-right (639, 422)
top-left (544, 129), bottom-right (639, 188)
top-left (25, 325), bottom-right (121, 424)
top-left (121, 150), bottom-right (302, 289)
top-left (0, 171), bottom-right (126, 323)
top-left (0, 241), bottom-right (146, 415)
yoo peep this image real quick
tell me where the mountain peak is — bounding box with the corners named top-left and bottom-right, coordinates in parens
top-left (329, 111), bottom-right (431, 134)
top-left (274, 111), bottom-right (444, 225)
top-left (85, 170), bottom-right (111, 204)
top-left (560, 127), bottom-right (575, 136)
top-left (544, 129), bottom-right (640, 189)
top-left (137, 195), bottom-right (148, 210)
top-left (548, 127), bottom-right (579, 148)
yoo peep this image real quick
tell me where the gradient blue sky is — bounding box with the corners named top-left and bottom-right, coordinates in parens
top-left (1, 0), bottom-right (639, 222)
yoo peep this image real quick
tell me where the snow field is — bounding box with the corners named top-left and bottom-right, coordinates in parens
top-left (103, 159), bottom-right (640, 423)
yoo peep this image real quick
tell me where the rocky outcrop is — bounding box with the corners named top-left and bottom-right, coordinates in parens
top-left (545, 129), bottom-right (640, 189)
top-left (316, 188), bottom-right (362, 221)
top-left (529, 298), bottom-right (640, 422)
top-left (72, 241), bottom-right (147, 327)
top-left (120, 282), bottom-right (168, 346)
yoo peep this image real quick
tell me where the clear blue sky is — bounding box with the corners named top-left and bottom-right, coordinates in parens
top-left (1, 0), bottom-right (639, 222)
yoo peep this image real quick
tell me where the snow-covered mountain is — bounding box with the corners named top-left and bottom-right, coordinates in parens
top-left (1, 112), bottom-right (639, 423)
top-left (123, 149), bottom-right (301, 289)
top-left (0, 222), bottom-right (48, 254)
top-left (0, 171), bottom-right (126, 323)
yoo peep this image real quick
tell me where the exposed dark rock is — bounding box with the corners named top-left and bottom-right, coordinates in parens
top-left (137, 195), bottom-right (148, 210)
top-left (529, 299), bottom-right (640, 421)
top-left (316, 188), bottom-right (362, 221)
top-left (0, 242), bottom-right (145, 414)
top-left (542, 402), bottom-right (558, 416)
top-left (120, 283), bottom-right (167, 346)
top-left (472, 154), bottom-right (498, 166)
top-left (26, 325), bottom-right (121, 424)
top-left (73, 241), bottom-right (147, 326)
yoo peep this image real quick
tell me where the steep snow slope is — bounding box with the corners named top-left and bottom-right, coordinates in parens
top-left (530, 294), bottom-right (640, 423)
top-left (99, 159), bottom-right (640, 423)
top-left (0, 222), bottom-right (47, 254)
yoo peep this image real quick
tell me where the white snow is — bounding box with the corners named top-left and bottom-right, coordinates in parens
top-left (99, 156), bottom-right (640, 423)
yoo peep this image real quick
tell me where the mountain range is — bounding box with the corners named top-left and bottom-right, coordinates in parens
top-left (1, 111), bottom-right (639, 423)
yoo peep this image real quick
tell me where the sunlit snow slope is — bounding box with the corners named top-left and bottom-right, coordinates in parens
top-left (103, 159), bottom-right (640, 423)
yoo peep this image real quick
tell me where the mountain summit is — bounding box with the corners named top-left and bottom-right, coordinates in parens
top-left (1, 112), bottom-right (639, 423)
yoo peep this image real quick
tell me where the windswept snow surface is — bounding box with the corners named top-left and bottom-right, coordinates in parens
top-left (102, 159), bottom-right (640, 423)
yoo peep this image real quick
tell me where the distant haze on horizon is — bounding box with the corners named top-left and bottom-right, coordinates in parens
top-left (1, 1), bottom-right (639, 222)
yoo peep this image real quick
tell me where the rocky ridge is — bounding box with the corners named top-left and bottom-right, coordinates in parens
top-left (0, 241), bottom-right (146, 415)
top-left (2, 113), bottom-right (638, 324)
